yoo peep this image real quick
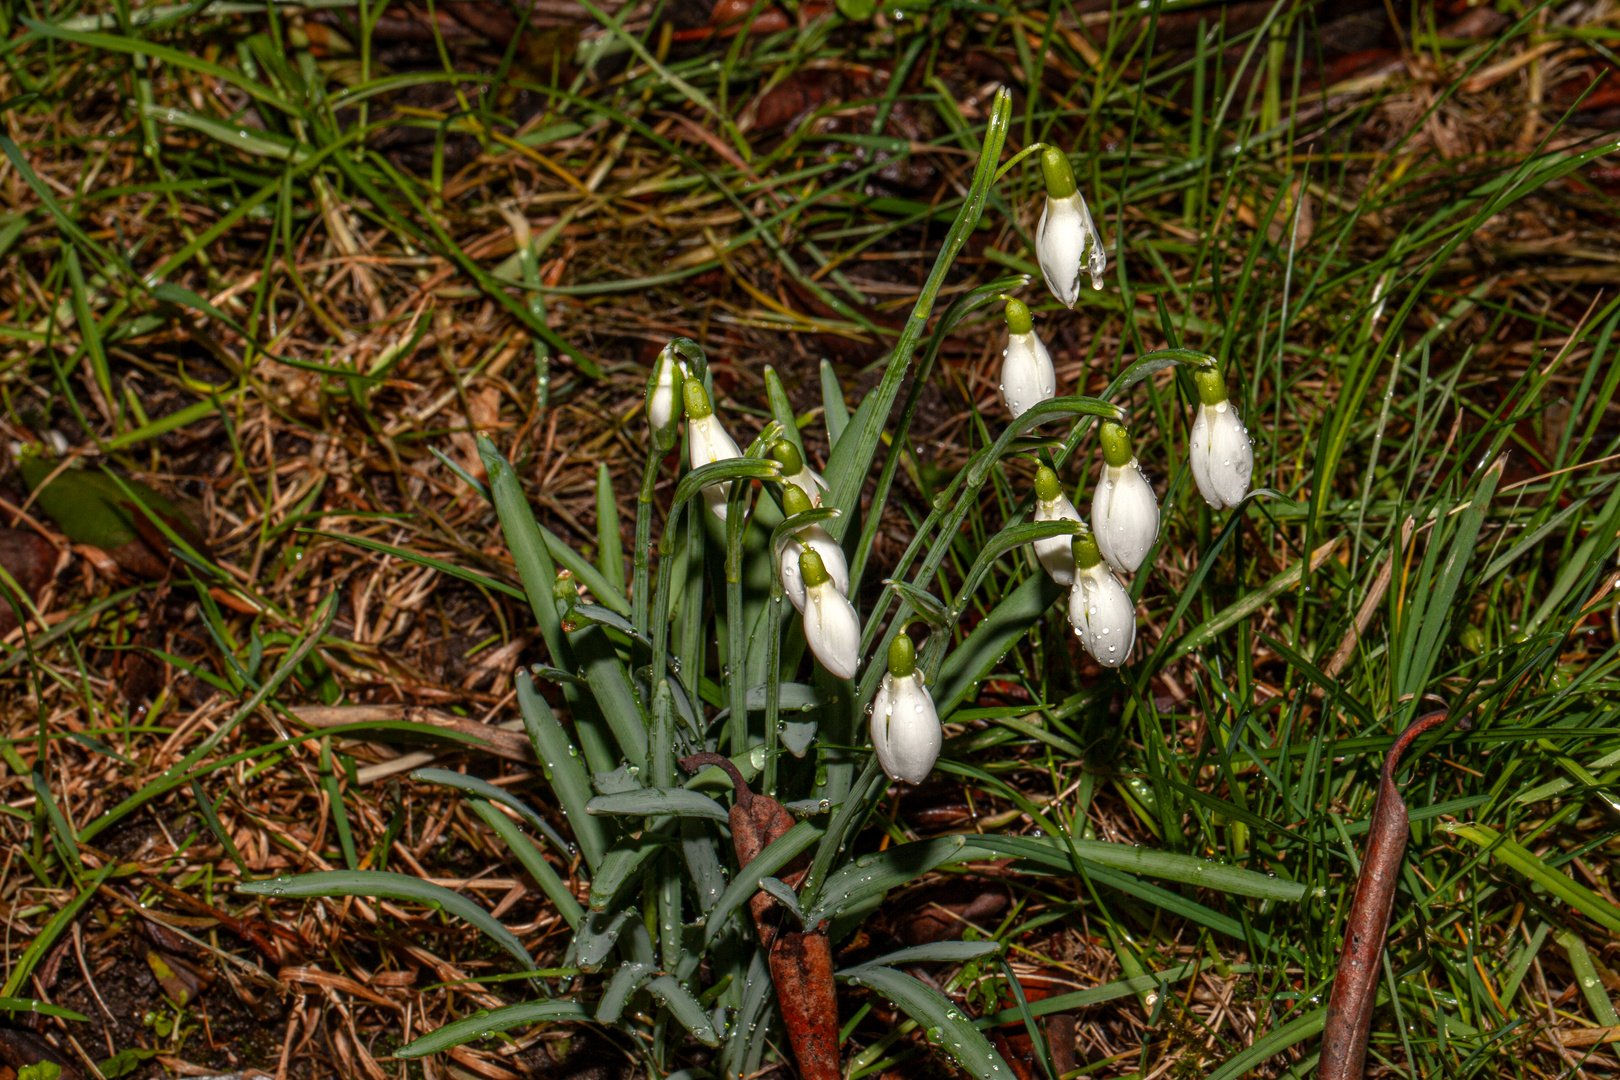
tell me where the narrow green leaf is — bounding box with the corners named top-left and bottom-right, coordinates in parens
top-left (465, 800), bottom-right (583, 930)
top-left (705, 819), bottom-right (823, 944)
top-left (647, 975), bottom-right (721, 1046)
top-left (959, 834), bottom-right (1307, 901)
top-left (237, 870), bottom-right (534, 973)
top-left (821, 360), bottom-right (849, 448)
top-left (586, 789), bottom-right (729, 822)
top-left (596, 962), bottom-right (655, 1023)
top-left (1444, 823), bottom-right (1620, 934)
top-left (934, 574), bottom-right (1066, 717)
top-left (595, 463), bottom-right (625, 595)
top-left (805, 836), bottom-right (967, 926)
top-left (396, 999), bottom-right (591, 1058)
top-left (838, 964), bottom-right (1013, 1080)
top-left (845, 941), bottom-right (1002, 969)
top-left (306, 530), bottom-right (525, 599)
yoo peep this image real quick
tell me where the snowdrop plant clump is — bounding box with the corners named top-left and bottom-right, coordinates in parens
top-left (244, 95), bottom-right (1282, 1080)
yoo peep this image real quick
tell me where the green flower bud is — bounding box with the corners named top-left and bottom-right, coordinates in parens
top-left (683, 379), bottom-right (714, 421)
top-left (887, 632), bottom-right (917, 679)
top-left (1039, 146), bottom-right (1078, 200)
top-left (1099, 420), bottom-right (1134, 468)
top-left (1033, 464), bottom-right (1062, 502)
top-left (1072, 531), bottom-right (1102, 570)
top-left (1192, 368), bottom-right (1228, 407)
top-left (1004, 298), bottom-right (1034, 336)
top-left (782, 483), bottom-right (813, 517)
top-left (799, 548), bottom-right (831, 588)
top-left (772, 439), bottom-right (805, 476)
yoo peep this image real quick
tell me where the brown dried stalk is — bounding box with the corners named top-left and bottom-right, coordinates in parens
top-left (1320, 709), bottom-right (1461, 1080)
top-left (681, 753), bottom-right (840, 1080)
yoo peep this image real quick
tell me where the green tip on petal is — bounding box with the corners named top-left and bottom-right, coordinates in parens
top-left (1099, 420), bottom-right (1134, 468)
top-left (799, 548), bottom-right (831, 588)
top-left (1039, 147), bottom-right (1077, 200)
top-left (1004, 298), bottom-right (1034, 335)
top-left (683, 379), bottom-right (713, 420)
top-left (887, 632), bottom-right (916, 679)
top-left (1193, 368), bottom-right (1228, 407)
top-left (782, 483), bottom-right (813, 517)
top-left (772, 439), bottom-right (805, 475)
top-left (1033, 465), bottom-right (1062, 502)
top-left (1072, 531), bottom-right (1102, 570)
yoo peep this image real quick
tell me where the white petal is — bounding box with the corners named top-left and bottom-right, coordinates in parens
top-left (1067, 564), bottom-right (1135, 667)
top-left (1188, 405), bottom-right (1217, 509)
top-left (1092, 460), bottom-right (1159, 573)
top-left (1074, 191), bottom-right (1107, 291)
top-left (804, 581), bottom-right (860, 679)
top-left (688, 414), bottom-right (742, 520)
top-left (871, 672), bottom-right (940, 785)
top-left (649, 359), bottom-right (678, 432)
top-left (778, 525), bottom-right (849, 612)
top-left (1001, 330), bottom-right (1057, 419)
top-left (786, 465), bottom-right (830, 506)
top-left (1189, 403), bottom-right (1253, 510)
top-left (1036, 195), bottom-right (1086, 308)
top-left (1208, 403), bottom-right (1254, 508)
top-left (1033, 493), bottom-right (1081, 586)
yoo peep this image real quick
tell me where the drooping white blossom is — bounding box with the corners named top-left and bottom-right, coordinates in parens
top-left (1031, 465), bottom-right (1082, 586)
top-left (777, 483), bottom-right (848, 612)
top-left (1001, 299), bottom-right (1056, 419)
top-left (647, 344), bottom-right (686, 438)
top-left (1035, 147), bottom-right (1106, 307)
top-left (1091, 420), bottom-right (1159, 574)
top-left (1188, 370), bottom-right (1254, 511)
top-left (685, 381), bottom-right (743, 521)
top-left (801, 549), bottom-right (860, 679)
top-left (870, 634), bottom-right (940, 785)
top-left (1067, 534), bottom-right (1136, 667)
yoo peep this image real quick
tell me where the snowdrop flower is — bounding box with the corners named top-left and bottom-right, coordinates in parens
top-left (777, 484), bottom-right (848, 613)
top-left (772, 439), bottom-right (828, 506)
top-left (800, 548), bottom-right (860, 679)
top-left (870, 632), bottom-right (940, 785)
top-left (646, 344), bottom-right (686, 445)
top-left (685, 380), bottom-right (743, 521)
top-left (1067, 533), bottom-right (1135, 667)
top-left (1091, 421), bottom-right (1159, 574)
top-left (1032, 465), bottom-right (1082, 585)
top-left (1188, 369), bottom-right (1254, 511)
top-left (1001, 299), bottom-right (1056, 419)
top-left (1035, 147), bottom-right (1106, 308)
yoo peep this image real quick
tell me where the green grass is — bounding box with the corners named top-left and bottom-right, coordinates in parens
top-left (0, 2), bottom-right (1619, 1079)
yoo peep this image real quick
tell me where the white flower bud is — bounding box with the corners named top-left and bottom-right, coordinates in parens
top-left (870, 635), bottom-right (939, 785)
top-left (1188, 372), bottom-right (1253, 511)
top-left (801, 549), bottom-right (860, 679)
top-left (647, 346), bottom-right (686, 436)
top-left (1091, 421), bottom-right (1159, 574)
top-left (1031, 465), bottom-right (1080, 586)
top-left (1067, 535), bottom-right (1135, 667)
top-left (1035, 148), bottom-right (1106, 308)
top-left (778, 525), bottom-right (848, 612)
top-left (685, 382), bottom-right (742, 521)
top-left (1001, 299), bottom-right (1056, 420)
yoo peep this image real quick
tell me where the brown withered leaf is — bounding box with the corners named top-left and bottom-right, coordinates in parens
top-left (1320, 710), bottom-right (1463, 1080)
top-left (681, 752), bottom-right (838, 1080)
top-left (0, 528), bottom-right (55, 637)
